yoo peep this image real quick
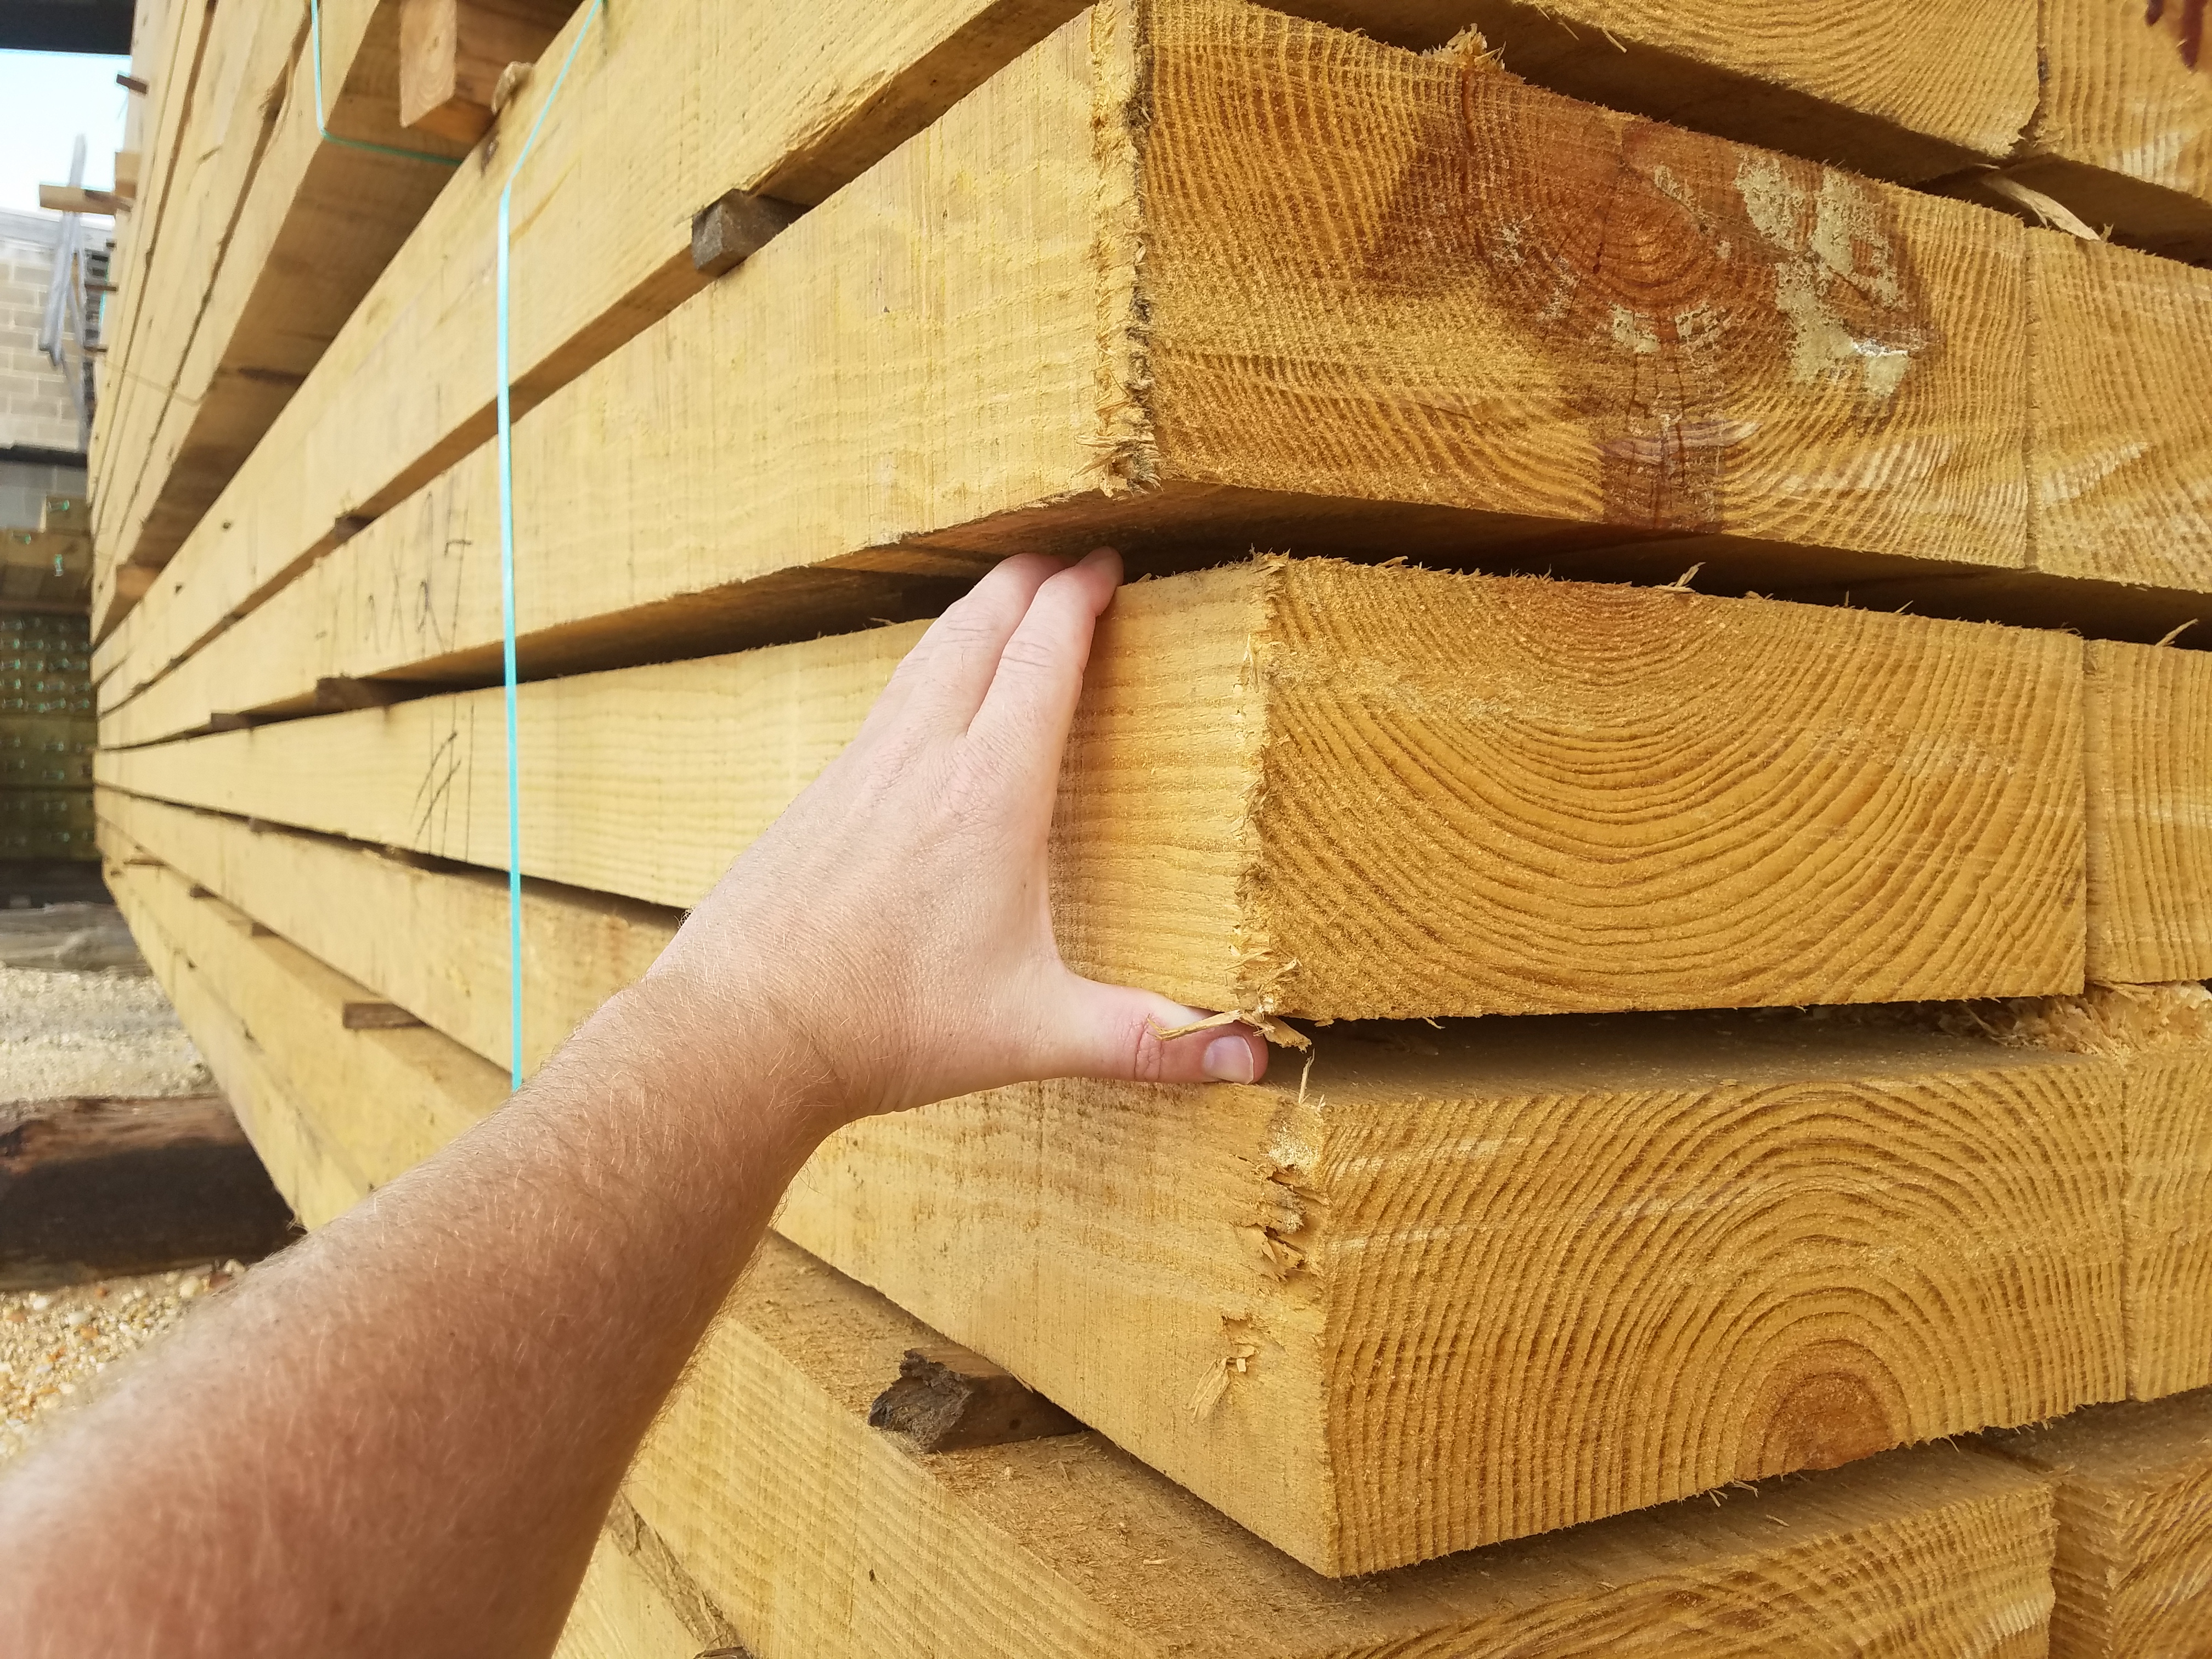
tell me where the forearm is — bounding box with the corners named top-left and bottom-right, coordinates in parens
top-left (0, 980), bottom-right (825, 1659)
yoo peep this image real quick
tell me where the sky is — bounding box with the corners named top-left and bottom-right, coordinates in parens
top-left (0, 50), bottom-right (129, 216)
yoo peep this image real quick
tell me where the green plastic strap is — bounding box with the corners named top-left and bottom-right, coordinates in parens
top-left (308, 0), bottom-right (464, 167)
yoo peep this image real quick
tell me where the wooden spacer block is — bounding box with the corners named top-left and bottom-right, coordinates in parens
top-left (339, 1001), bottom-right (425, 1031)
top-left (690, 190), bottom-right (802, 277)
top-left (867, 1344), bottom-right (1082, 1452)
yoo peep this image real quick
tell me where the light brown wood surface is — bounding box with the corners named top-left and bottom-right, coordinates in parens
top-left (87, 0), bottom-right (1095, 642)
top-left (106, 791), bottom-right (2200, 1402)
top-left (552, 1533), bottom-right (702, 1659)
top-left (2030, 239), bottom-right (2212, 599)
top-left (94, 791), bottom-right (674, 1075)
top-left (98, 561), bottom-right (2088, 1021)
top-left (1426, 1), bottom-right (2036, 183)
top-left (2008, 0), bottom-right (2212, 262)
top-left (782, 1011), bottom-right (2121, 1571)
top-left (89, 0), bottom-right (469, 589)
top-left (1984, 1389), bottom-right (2212, 1657)
top-left (398, 0), bottom-right (573, 142)
top-left (2086, 641), bottom-right (2212, 985)
top-left (95, 0), bottom-right (2042, 731)
top-left (102, 852), bottom-right (505, 1221)
top-left (103, 816), bottom-right (2066, 1645)
top-left (1901, 982), bottom-right (2212, 1402)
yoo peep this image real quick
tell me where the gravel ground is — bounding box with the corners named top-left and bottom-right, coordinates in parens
top-left (0, 902), bottom-right (233, 1457)
top-left (0, 904), bottom-right (211, 1103)
top-left (0, 1262), bottom-right (241, 1462)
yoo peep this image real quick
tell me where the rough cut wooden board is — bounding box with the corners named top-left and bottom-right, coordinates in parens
top-left (635, 1242), bottom-right (2059, 1655)
top-left (1448, 0), bottom-right (2036, 183)
top-left (95, 0), bottom-right (2036, 731)
top-left (97, 561), bottom-right (2089, 1021)
top-left (1983, 1390), bottom-right (2212, 1658)
top-left (92, 0), bottom-right (469, 585)
top-left (2086, 641), bottom-right (2212, 985)
top-left (1638, 237), bottom-right (2212, 649)
top-left (105, 810), bottom-right (2065, 1646)
top-left (780, 1011), bottom-right (2122, 1572)
top-left (2007, 0), bottom-right (2212, 263)
top-left (86, 0), bottom-right (1097, 641)
top-left (1939, 983), bottom-right (2212, 1403)
top-left (2029, 239), bottom-right (2212, 600)
top-left (104, 854), bottom-right (504, 1224)
top-left (104, 790), bottom-right (2204, 1403)
top-left (94, 792), bottom-right (675, 1075)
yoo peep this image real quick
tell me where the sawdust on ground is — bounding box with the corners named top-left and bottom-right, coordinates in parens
top-left (0, 1262), bottom-right (241, 1462)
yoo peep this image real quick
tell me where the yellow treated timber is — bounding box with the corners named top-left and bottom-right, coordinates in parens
top-left (102, 837), bottom-right (2066, 1644)
top-left (2030, 240), bottom-right (2212, 599)
top-left (1430, 0), bottom-right (2036, 182)
top-left (107, 870), bottom-right (365, 1230)
top-left (94, 791), bottom-right (675, 1076)
top-left (552, 1535), bottom-right (698, 1659)
top-left (100, 847), bottom-right (505, 1211)
top-left (2010, 0), bottom-right (2212, 263)
top-left (554, 1499), bottom-right (743, 1659)
top-left (1984, 1390), bottom-right (2212, 1658)
top-left (97, 0), bottom-right (2039, 731)
top-left (1901, 983), bottom-right (2212, 1401)
top-left (112, 792), bottom-right (2196, 1401)
top-left (98, 561), bottom-right (2088, 1021)
top-left (2086, 641), bottom-right (2212, 985)
top-left (92, 0), bottom-right (467, 584)
top-left (2126, 1046), bottom-right (2212, 1402)
top-left (781, 1011), bottom-right (2123, 1572)
top-left (87, 0), bottom-right (1097, 640)
top-left (636, 1239), bottom-right (2059, 1654)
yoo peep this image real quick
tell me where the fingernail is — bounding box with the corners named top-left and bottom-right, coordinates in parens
top-left (1203, 1034), bottom-right (1255, 1084)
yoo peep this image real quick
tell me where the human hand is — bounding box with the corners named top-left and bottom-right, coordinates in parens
top-left (645, 548), bottom-right (1269, 1130)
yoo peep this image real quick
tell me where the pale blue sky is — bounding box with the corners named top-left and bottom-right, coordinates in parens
top-left (0, 50), bottom-right (129, 216)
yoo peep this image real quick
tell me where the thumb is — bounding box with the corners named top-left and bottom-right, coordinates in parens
top-left (1049, 976), bottom-right (1272, 1086)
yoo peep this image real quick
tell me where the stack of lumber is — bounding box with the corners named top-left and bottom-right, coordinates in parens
top-left (87, 0), bottom-right (2212, 1650)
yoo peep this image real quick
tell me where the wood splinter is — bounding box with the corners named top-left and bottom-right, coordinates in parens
top-left (866, 1343), bottom-right (1082, 1452)
top-left (690, 190), bottom-right (802, 278)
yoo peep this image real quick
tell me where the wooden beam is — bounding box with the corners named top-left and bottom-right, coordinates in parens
top-left (1931, 982), bottom-right (2212, 1403)
top-left (627, 1237), bottom-right (2062, 1651)
top-left (2003, 0), bottom-right (2212, 263)
top-left (93, 791), bottom-right (675, 1075)
top-left (110, 872), bottom-right (379, 1232)
top-left (2086, 641), bottom-right (2212, 985)
top-left (398, 0), bottom-right (574, 144)
top-left (2029, 239), bottom-right (2212, 600)
top-left (94, 0), bottom-right (2045, 720)
top-left (104, 836), bottom-right (2070, 1628)
top-left (1983, 1390), bottom-right (2212, 1656)
top-left (98, 560), bottom-right (2088, 1021)
top-left (101, 895), bottom-right (2063, 1650)
top-left (86, 0), bottom-right (1097, 639)
top-left (1446, 0), bottom-right (2034, 183)
top-left (99, 850), bottom-right (506, 1215)
top-left (556, 1498), bottom-right (747, 1659)
top-left (0, 1094), bottom-right (295, 1289)
top-left (38, 185), bottom-right (119, 216)
top-left (87, 0), bottom-right (469, 607)
top-left (780, 1009), bottom-right (2123, 1572)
